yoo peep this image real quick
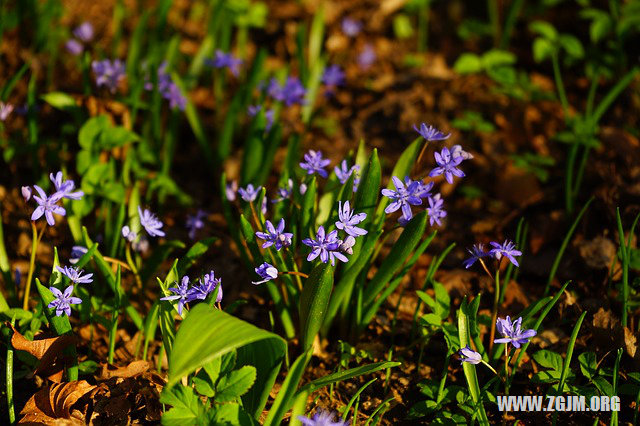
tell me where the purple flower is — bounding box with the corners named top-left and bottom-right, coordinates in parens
top-left (56, 266), bottom-right (93, 284)
top-left (462, 243), bottom-right (489, 269)
top-left (0, 102), bottom-right (13, 121)
top-left (302, 226), bottom-right (347, 265)
top-left (451, 144), bottom-right (473, 160)
top-left (92, 59), bottom-right (126, 93)
top-left (322, 65), bottom-right (345, 90)
top-left (426, 194), bottom-right (446, 227)
top-left (132, 236), bottom-right (149, 253)
top-left (341, 17), bottom-right (362, 37)
top-left (226, 180), bottom-right (238, 201)
top-left (381, 176), bottom-right (423, 221)
top-left (31, 185), bottom-right (66, 226)
top-left (300, 183), bottom-right (308, 195)
top-left (69, 246), bottom-right (88, 264)
top-left (271, 77), bottom-right (306, 106)
top-left (238, 184), bottom-right (262, 202)
top-left (121, 225), bottom-right (137, 242)
top-left (405, 177), bottom-right (433, 199)
top-left (73, 22), bottom-right (94, 42)
top-left (358, 44), bottom-right (376, 70)
top-left (300, 150), bottom-right (331, 178)
top-left (160, 276), bottom-right (190, 315)
top-left (494, 316), bottom-right (536, 348)
top-left (65, 39), bottom-right (84, 56)
top-left (429, 147), bottom-right (465, 184)
top-left (50, 171), bottom-right (84, 200)
top-left (334, 160), bottom-right (360, 191)
top-left (298, 410), bottom-right (348, 426)
top-left (248, 105), bottom-right (261, 117)
top-left (206, 50), bottom-right (243, 76)
top-left (187, 271), bottom-right (221, 302)
top-left (255, 219), bottom-right (293, 251)
top-left (335, 201), bottom-right (367, 237)
top-left (459, 345), bottom-right (482, 364)
top-left (273, 179), bottom-right (293, 203)
top-left (252, 262), bottom-right (278, 285)
top-left (138, 206), bottom-right (165, 238)
top-left (48, 285), bottom-right (82, 317)
top-left (164, 82), bottom-right (186, 110)
top-left (186, 210), bottom-right (206, 240)
top-left (489, 240), bottom-right (522, 267)
top-left (413, 123), bottom-right (451, 142)
top-left (21, 186), bottom-right (32, 202)
top-left (338, 235), bottom-right (356, 255)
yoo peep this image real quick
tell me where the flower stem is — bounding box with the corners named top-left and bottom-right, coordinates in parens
top-left (125, 244), bottom-right (143, 289)
top-left (488, 263), bottom-right (501, 352)
top-left (282, 271), bottom-right (309, 279)
top-left (504, 344), bottom-right (510, 395)
top-left (6, 316), bottom-right (15, 424)
top-left (23, 222), bottom-right (45, 310)
top-left (481, 360), bottom-right (499, 376)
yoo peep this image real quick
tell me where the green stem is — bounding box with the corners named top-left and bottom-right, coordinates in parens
top-left (23, 222), bottom-right (45, 310)
top-left (551, 52), bottom-right (570, 120)
top-left (125, 244), bottom-right (143, 289)
top-left (504, 344), bottom-right (510, 395)
top-left (488, 0), bottom-right (500, 47)
top-left (108, 309), bottom-right (118, 364)
top-left (489, 266), bottom-right (501, 351)
top-left (7, 316), bottom-right (15, 425)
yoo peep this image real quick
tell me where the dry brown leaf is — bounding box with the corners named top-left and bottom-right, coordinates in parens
top-left (19, 380), bottom-right (95, 424)
top-left (625, 327), bottom-right (639, 360)
top-left (97, 360), bottom-right (152, 380)
top-left (10, 324), bottom-right (75, 382)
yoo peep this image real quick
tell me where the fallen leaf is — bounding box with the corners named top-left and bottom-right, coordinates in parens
top-left (10, 324), bottom-right (75, 382)
top-left (19, 380), bottom-right (95, 424)
top-left (97, 360), bottom-right (152, 380)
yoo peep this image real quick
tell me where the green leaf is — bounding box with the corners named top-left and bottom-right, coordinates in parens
top-left (298, 361), bottom-right (400, 394)
top-left (453, 53), bottom-right (483, 74)
top-left (481, 49), bottom-right (516, 69)
top-left (41, 92), bottom-right (79, 112)
top-left (533, 37), bottom-right (555, 63)
top-left (578, 352), bottom-right (597, 379)
top-left (363, 212), bottom-right (427, 307)
top-left (167, 304), bottom-right (286, 389)
top-left (354, 149), bottom-right (381, 231)
top-left (160, 384), bottom-right (208, 426)
top-left (177, 237), bottom-right (217, 276)
top-left (529, 20), bottom-right (558, 40)
top-left (533, 349), bottom-right (563, 372)
top-left (558, 34), bottom-right (584, 59)
top-left (299, 263), bottom-right (334, 351)
top-left (263, 348), bottom-right (312, 426)
top-left (216, 365), bottom-right (257, 402)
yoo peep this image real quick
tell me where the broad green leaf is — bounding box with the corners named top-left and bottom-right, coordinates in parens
top-left (300, 177), bottom-right (317, 240)
top-left (41, 92), bottom-right (79, 111)
top-left (558, 34), bottom-right (584, 59)
top-left (578, 352), bottom-right (597, 379)
top-left (160, 384), bottom-right (208, 426)
top-left (167, 304), bottom-right (286, 389)
top-left (529, 20), bottom-right (558, 40)
top-left (299, 263), bottom-right (334, 351)
top-left (216, 365), bottom-right (257, 402)
top-left (355, 149), bottom-right (381, 230)
top-left (453, 53), bottom-right (482, 74)
top-left (533, 349), bottom-right (563, 372)
top-left (533, 37), bottom-right (555, 63)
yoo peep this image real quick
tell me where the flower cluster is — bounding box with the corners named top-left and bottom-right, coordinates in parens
top-left (494, 316), bottom-right (536, 348)
top-left (24, 171), bottom-right (84, 226)
top-left (144, 62), bottom-right (186, 110)
top-left (381, 176), bottom-right (435, 225)
top-left (255, 219), bottom-right (293, 251)
top-left (300, 150), bottom-right (331, 178)
top-left (92, 59), bottom-right (126, 93)
top-left (463, 239), bottom-right (522, 268)
top-left (65, 22), bottom-right (94, 56)
top-left (206, 50), bottom-right (243, 76)
top-left (186, 210), bottom-right (207, 240)
top-left (268, 76), bottom-right (307, 106)
top-left (160, 272), bottom-right (222, 315)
